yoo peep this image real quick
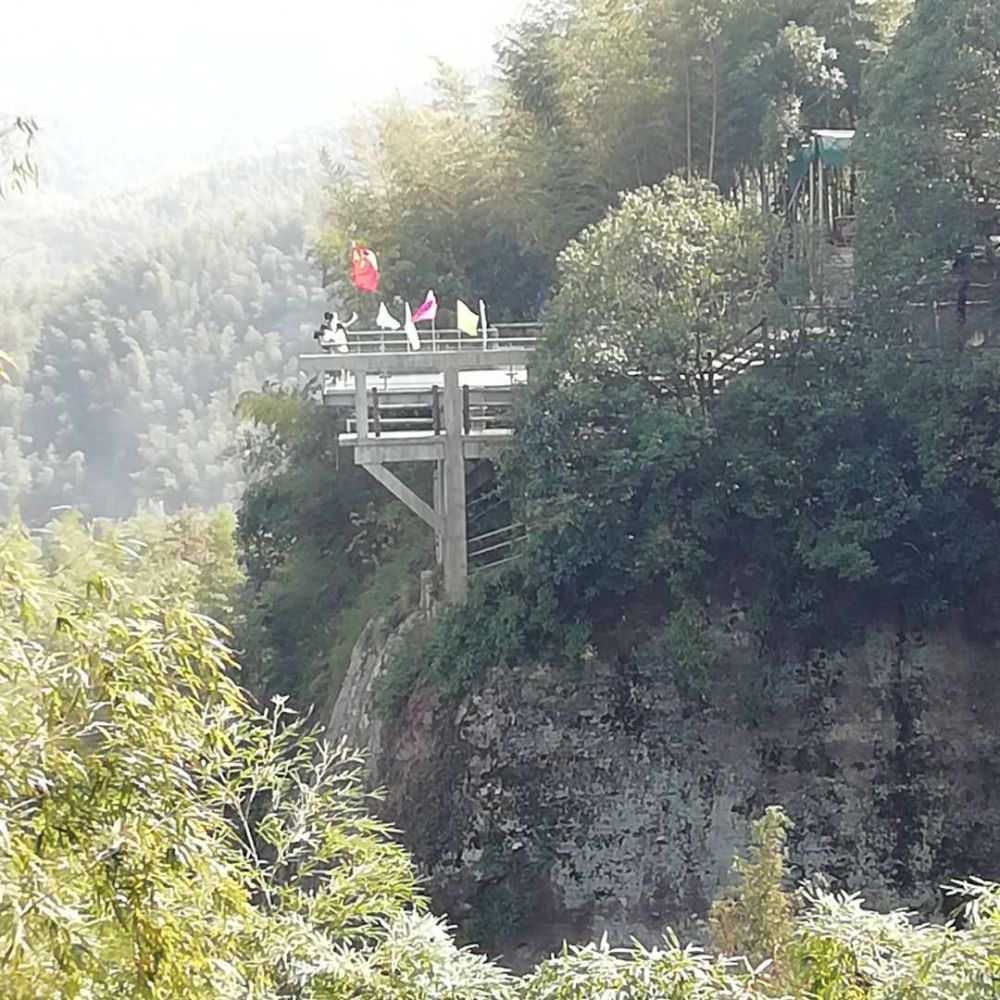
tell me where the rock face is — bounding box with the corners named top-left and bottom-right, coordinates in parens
top-left (329, 605), bottom-right (1000, 966)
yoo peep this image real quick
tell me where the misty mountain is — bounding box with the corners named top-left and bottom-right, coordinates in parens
top-left (0, 142), bottom-right (331, 520)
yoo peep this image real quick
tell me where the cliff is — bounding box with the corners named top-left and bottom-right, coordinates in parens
top-left (328, 600), bottom-right (1000, 966)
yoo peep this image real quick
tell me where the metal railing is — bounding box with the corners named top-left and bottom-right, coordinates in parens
top-left (344, 385), bottom-right (519, 438)
top-left (468, 522), bottom-right (527, 574)
top-left (319, 322), bottom-right (542, 357)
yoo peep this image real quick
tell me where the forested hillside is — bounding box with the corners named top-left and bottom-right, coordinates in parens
top-left (0, 147), bottom-right (326, 520)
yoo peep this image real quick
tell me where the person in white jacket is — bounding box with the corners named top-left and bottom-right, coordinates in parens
top-left (313, 310), bottom-right (356, 353)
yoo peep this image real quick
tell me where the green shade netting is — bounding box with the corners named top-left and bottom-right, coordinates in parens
top-left (789, 130), bottom-right (854, 187)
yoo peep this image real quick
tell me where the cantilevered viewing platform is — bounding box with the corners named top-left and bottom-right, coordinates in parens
top-left (299, 325), bottom-right (540, 601)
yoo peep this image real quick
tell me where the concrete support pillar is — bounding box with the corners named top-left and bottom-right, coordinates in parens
top-left (432, 460), bottom-right (444, 565)
top-left (354, 372), bottom-right (368, 441)
top-left (441, 369), bottom-right (468, 602)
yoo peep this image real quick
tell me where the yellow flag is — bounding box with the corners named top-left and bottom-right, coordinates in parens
top-left (457, 298), bottom-right (479, 337)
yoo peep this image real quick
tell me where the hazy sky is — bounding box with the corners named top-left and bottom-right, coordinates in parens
top-left (2, 0), bottom-right (527, 189)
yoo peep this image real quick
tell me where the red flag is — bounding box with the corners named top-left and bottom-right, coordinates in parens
top-left (349, 246), bottom-right (380, 294)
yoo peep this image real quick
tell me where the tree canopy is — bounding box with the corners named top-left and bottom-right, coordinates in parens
top-left (0, 516), bottom-right (420, 996)
top-left (0, 148), bottom-right (325, 522)
top-left (855, 0), bottom-right (1000, 325)
top-left (321, 0), bottom-right (907, 314)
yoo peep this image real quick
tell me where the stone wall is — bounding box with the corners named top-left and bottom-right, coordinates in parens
top-left (329, 605), bottom-right (1000, 967)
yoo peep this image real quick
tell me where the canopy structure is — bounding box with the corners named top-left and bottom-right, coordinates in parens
top-left (787, 128), bottom-right (856, 240)
top-left (789, 129), bottom-right (855, 188)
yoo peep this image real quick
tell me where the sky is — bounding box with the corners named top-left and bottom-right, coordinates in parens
top-left (1, 0), bottom-right (528, 190)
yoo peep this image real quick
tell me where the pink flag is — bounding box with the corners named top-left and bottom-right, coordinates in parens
top-left (411, 290), bottom-right (438, 324)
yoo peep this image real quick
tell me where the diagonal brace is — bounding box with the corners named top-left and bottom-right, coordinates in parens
top-left (361, 462), bottom-right (442, 533)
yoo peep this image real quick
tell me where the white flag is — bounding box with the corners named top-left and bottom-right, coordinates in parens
top-left (403, 302), bottom-right (421, 351)
top-left (376, 302), bottom-right (401, 331)
top-left (479, 299), bottom-right (489, 344)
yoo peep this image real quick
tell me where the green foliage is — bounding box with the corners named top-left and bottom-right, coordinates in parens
top-left (320, 69), bottom-right (550, 322)
top-left (374, 619), bottom-right (431, 725)
top-left (236, 393), bottom-right (433, 708)
top-left (0, 521), bottom-right (421, 997)
top-left (309, 912), bottom-right (518, 999)
top-left (500, 0), bottom-right (897, 196)
top-left (665, 599), bottom-right (720, 686)
top-left (324, 537), bottom-right (428, 708)
top-left (522, 935), bottom-right (762, 998)
top-left (709, 807), bottom-right (796, 970)
top-left (322, 1), bottom-right (903, 330)
top-left (539, 178), bottom-right (771, 393)
top-left (709, 344), bottom-right (1000, 629)
top-left (427, 568), bottom-right (592, 699)
top-left (855, 0), bottom-right (1000, 326)
top-left (32, 505), bottom-right (243, 624)
top-left (508, 370), bottom-right (712, 605)
top-left (503, 198), bottom-right (1000, 634)
top-left (503, 180), bottom-right (760, 608)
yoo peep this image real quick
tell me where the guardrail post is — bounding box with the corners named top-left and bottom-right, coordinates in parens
top-left (371, 386), bottom-right (381, 438)
top-left (431, 385), bottom-right (441, 435)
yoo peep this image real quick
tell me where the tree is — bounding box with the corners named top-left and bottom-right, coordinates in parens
top-left (709, 807), bottom-right (796, 969)
top-left (0, 520), bottom-right (421, 997)
top-left (503, 180), bottom-right (768, 605)
top-left (537, 178), bottom-right (771, 396)
top-left (855, 0), bottom-right (1000, 327)
top-left (0, 115), bottom-right (38, 197)
top-left (2, 148), bottom-right (325, 521)
top-left (319, 69), bottom-right (549, 323)
top-left (499, 0), bottom-right (903, 203)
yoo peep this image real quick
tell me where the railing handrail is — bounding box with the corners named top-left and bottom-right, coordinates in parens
top-left (314, 322), bottom-right (543, 358)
